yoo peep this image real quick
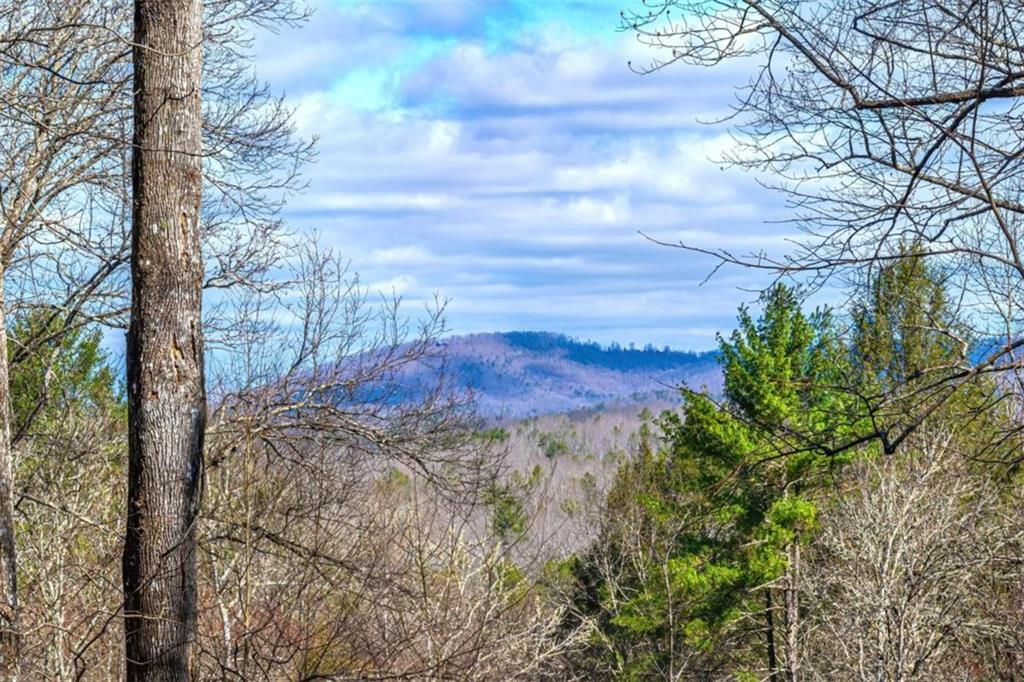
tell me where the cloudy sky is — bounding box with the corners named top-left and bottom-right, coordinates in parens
top-left (255, 1), bottom-right (795, 350)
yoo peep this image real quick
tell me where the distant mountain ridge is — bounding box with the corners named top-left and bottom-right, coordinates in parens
top-left (423, 331), bottom-right (722, 419)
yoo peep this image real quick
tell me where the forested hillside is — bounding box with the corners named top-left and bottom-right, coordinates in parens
top-left (401, 332), bottom-right (720, 418)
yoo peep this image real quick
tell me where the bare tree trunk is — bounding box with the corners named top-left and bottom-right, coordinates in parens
top-left (784, 543), bottom-right (800, 682)
top-left (0, 278), bottom-right (17, 681)
top-left (765, 588), bottom-right (781, 682)
top-left (122, 1), bottom-right (205, 680)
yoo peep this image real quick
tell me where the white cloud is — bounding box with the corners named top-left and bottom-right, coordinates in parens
top-left (309, 192), bottom-right (459, 212)
top-left (264, 7), bottom-right (790, 349)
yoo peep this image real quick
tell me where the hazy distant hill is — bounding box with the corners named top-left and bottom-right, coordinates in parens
top-left (421, 331), bottom-right (722, 418)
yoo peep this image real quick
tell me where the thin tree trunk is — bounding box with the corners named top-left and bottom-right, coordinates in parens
top-left (0, 277), bottom-right (17, 681)
top-left (122, 1), bottom-right (205, 680)
top-left (784, 543), bottom-right (800, 682)
top-left (765, 588), bottom-right (781, 682)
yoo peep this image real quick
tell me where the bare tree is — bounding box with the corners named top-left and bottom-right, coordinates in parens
top-left (0, 2), bottom-right (601, 679)
top-left (0, 3), bottom-right (131, 673)
top-left (625, 0), bottom-right (1024, 455)
top-left (1, 241), bottom-right (591, 680)
top-left (191, 246), bottom-right (589, 680)
top-left (802, 429), bottom-right (1024, 681)
top-left (122, 1), bottom-right (206, 679)
top-left (14, 327), bottom-right (126, 680)
top-left (0, 1), bottom-right (312, 674)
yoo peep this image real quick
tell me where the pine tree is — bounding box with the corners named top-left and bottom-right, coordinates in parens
top-left (569, 285), bottom-right (858, 679)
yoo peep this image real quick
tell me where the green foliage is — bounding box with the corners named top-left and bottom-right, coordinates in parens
top-left (492, 558), bottom-right (529, 602)
top-left (851, 247), bottom-right (960, 390)
top-left (567, 285), bottom-right (859, 677)
top-left (560, 497), bottom-right (580, 517)
top-left (485, 465), bottom-right (542, 544)
top-left (377, 467), bottom-right (411, 495)
top-left (8, 310), bottom-right (124, 438)
top-left (566, 261), bottom-right (1006, 678)
top-left (849, 249), bottom-right (1007, 459)
top-left (475, 426), bottom-right (510, 443)
top-left (537, 430), bottom-right (570, 459)
top-left (11, 311), bottom-right (127, 642)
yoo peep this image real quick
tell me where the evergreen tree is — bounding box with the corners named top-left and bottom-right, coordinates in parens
top-left (568, 285), bottom-right (859, 679)
top-left (7, 311), bottom-right (123, 440)
top-left (566, 257), bottom-right (1018, 679)
top-left (850, 249), bottom-right (1001, 458)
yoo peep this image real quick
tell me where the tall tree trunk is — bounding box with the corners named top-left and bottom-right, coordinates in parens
top-left (765, 588), bottom-right (781, 682)
top-left (0, 277), bottom-right (17, 680)
top-left (784, 543), bottom-right (800, 682)
top-left (122, 1), bottom-right (205, 680)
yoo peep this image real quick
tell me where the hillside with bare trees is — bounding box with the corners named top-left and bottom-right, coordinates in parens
top-left (2, 0), bottom-right (1024, 680)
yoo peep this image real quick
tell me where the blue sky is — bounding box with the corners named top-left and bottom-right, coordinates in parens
top-left (254, 1), bottom-right (795, 350)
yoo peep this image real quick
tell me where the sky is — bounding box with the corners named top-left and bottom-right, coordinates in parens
top-left (254, 0), bottom-right (796, 351)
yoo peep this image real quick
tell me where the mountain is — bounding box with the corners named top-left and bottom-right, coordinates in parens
top-left (419, 331), bottom-right (721, 419)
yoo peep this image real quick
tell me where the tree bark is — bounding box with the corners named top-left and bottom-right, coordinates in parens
top-left (784, 543), bottom-right (800, 682)
top-left (765, 588), bottom-right (781, 682)
top-left (0, 277), bottom-right (17, 681)
top-left (123, 1), bottom-right (205, 680)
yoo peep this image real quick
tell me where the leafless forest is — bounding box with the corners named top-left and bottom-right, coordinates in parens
top-left (0, 0), bottom-right (1022, 680)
